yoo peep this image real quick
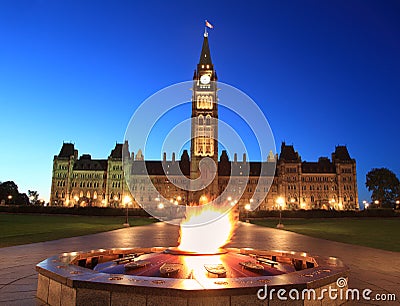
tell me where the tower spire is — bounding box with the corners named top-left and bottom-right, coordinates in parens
top-left (199, 31), bottom-right (212, 66)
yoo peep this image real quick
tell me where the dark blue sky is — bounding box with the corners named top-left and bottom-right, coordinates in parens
top-left (1, 0), bottom-right (399, 204)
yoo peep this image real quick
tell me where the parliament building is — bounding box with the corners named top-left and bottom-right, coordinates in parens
top-left (50, 32), bottom-right (359, 211)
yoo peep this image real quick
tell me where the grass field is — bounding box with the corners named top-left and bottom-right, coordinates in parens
top-left (251, 218), bottom-right (400, 252)
top-left (0, 214), bottom-right (156, 248)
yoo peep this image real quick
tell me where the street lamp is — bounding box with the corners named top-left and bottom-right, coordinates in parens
top-left (276, 197), bottom-right (285, 229)
top-left (244, 203), bottom-right (251, 222)
top-left (123, 195), bottom-right (132, 227)
top-left (7, 195), bottom-right (12, 205)
top-left (374, 200), bottom-right (379, 207)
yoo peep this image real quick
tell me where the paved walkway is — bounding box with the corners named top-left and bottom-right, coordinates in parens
top-left (0, 221), bottom-right (399, 305)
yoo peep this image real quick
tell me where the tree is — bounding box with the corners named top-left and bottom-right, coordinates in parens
top-left (0, 181), bottom-right (19, 204)
top-left (366, 168), bottom-right (400, 208)
top-left (28, 190), bottom-right (39, 205)
top-left (0, 181), bottom-right (29, 205)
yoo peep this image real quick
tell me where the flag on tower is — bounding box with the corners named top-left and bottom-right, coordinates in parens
top-left (205, 20), bottom-right (214, 29)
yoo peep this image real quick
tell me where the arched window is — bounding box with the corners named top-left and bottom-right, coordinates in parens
top-left (80, 191), bottom-right (83, 198)
top-left (206, 115), bottom-right (211, 126)
top-left (86, 191), bottom-right (91, 198)
top-left (198, 115), bottom-right (204, 125)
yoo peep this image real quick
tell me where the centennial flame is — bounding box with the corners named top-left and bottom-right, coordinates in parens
top-left (177, 203), bottom-right (236, 254)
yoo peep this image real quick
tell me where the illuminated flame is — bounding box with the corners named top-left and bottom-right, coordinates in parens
top-left (183, 255), bottom-right (224, 281)
top-left (177, 203), bottom-right (236, 254)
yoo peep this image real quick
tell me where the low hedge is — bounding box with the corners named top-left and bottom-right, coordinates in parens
top-left (0, 205), bottom-right (397, 218)
top-left (0, 205), bottom-right (150, 217)
top-left (241, 208), bottom-right (398, 219)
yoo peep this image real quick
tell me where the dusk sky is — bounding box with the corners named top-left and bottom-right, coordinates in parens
top-left (1, 1), bottom-right (399, 204)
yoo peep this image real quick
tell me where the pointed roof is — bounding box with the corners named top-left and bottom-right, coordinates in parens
top-left (58, 143), bottom-right (75, 158)
top-left (279, 142), bottom-right (301, 162)
top-left (109, 143), bottom-right (123, 158)
top-left (332, 146), bottom-right (352, 161)
top-left (199, 33), bottom-right (213, 65)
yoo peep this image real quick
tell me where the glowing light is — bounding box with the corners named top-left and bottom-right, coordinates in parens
top-left (158, 203), bottom-right (164, 209)
top-left (177, 196), bottom-right (182, 201)
top-left (178, 205), bottom-right (236, 254)
top-left (276, 197), bottom-right (285, 208)
top-left (244, 204), bottom-right (251, 211)
top-left (199, 195), bottom-right (209, 205)
top-left (74, 196), bottom-right (79, 202)
top-left (123, 195), bottom-right (132, 205)
top-left (183, 255), bottom-right (223, 282)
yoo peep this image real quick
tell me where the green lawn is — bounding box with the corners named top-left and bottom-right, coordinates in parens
top-left (0, 214), bottom-right (156, 248)
top-left (251, 218), bottom-right (400, 252)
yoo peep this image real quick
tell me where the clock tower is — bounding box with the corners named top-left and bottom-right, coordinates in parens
top-left (190, 30), bottom-right (219, 203)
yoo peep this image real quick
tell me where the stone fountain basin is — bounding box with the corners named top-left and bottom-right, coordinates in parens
top-left (36, 247), bottom-right (348, 306)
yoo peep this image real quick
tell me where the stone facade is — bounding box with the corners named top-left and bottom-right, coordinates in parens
top-left (50, 33), bottom-right (358, 211)
top-left (50, 142), bottom-right (358, 210)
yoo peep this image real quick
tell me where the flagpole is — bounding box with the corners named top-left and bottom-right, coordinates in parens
top-left (204, 20), bottom-right (208, 37)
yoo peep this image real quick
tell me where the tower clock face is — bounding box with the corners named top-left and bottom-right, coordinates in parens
top-left (200, 74), bottom-right (210, 84)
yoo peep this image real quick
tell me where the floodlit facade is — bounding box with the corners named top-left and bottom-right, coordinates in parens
top-left (50, 33), bottom-right (359, 210)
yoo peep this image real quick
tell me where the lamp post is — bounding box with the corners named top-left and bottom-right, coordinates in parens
top-left (244, 203), bottom-right (251, 223)
top-left (123, 195), bottom-right (132, 227)
top-left (7, 195), bottom-right (12, 205)
top-left (276, 197), bottom-right (285, 229)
